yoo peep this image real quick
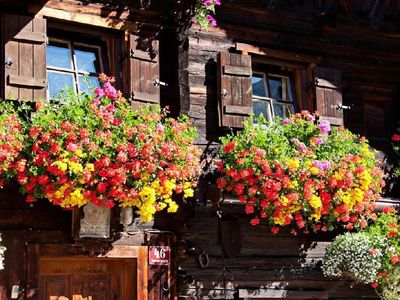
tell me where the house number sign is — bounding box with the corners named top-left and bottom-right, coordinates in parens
top-left (149, 246), bottom-right (170, 265)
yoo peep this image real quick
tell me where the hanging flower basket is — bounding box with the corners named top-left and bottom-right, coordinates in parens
top-left (217, 111), bottom-right (385, 234)
top-left (0, 75), bottom-right (201, 223)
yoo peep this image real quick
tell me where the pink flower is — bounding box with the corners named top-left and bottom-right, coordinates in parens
top-left (92, 98), bottom-right (101, 106)
top-left (206, 14), bottom-right (217, 26)
top-left (282, 118), bottom-right (291, 125)
top-left (93, 88), bottom-right (105, 97)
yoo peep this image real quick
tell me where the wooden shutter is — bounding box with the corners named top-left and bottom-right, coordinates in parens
top-left (314, 66), bottom-right (344, 126)
top-left (217, 52), bottom-right (252, 128)
top-left (125, 33), bottom-right (160, 107)
top-left (2, 14), bottom-right (47, 101)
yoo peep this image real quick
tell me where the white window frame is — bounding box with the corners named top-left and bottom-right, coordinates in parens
top-left (46, 38), bottom-right (104, 98)
top-left (252, 71), bottom-right (295, 121)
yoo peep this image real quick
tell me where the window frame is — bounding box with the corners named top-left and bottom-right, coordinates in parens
top-left (46, 37), bottom-right (104, 98)
top-left (251, 69), bottom-right (297, 121)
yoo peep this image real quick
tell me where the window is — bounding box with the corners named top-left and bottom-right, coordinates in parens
top-left (251, 70), bottom-right (295, 121)
top-left (46, 39), bottom-right (103, 99)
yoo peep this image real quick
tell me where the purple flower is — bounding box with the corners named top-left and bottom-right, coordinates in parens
top-left (203, 0), bottom-right (212, 6)
top-left (315, 137), bottom-right (324, 145)
top-left (313, 160), bottom-right (332, 171)
top-left (282, 118), bottom-right (291, 125)
top-left (318, 120), bottom-right (331, 134)
top-left (297, 143), bottom-right (307, 151)
top-left (214, 0), bottom-right (221, 5)
top-left (290, 138), bottom-right (300, 144)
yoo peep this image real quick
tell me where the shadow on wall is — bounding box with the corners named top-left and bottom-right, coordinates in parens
top-left (176, 205), bottom-right (378, 299)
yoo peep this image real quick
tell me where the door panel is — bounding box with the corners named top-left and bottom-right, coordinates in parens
top-left (38, 258), bottom-right (136, 300)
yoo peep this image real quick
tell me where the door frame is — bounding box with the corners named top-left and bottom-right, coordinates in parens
top-left (27, 244), bottom-right (148, 300)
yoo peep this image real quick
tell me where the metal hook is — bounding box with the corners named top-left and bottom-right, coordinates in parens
top-left (5, 57), bottom-right (13, 69)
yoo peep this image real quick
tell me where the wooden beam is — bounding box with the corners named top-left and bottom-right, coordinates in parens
top-left (28, 6), bottom-right (138, 31)
top-left (235, 43), bottom-right (322, 64)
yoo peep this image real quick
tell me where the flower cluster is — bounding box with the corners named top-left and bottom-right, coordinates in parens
top-left (323, 209), bottom-right (400, 299)
top-left (218, 112), bottom-right (385, 234)
top-left (0, 103), bottom-right (25, 188)
top-left (196, 0), bottom-right (221, 27)
top-left (0, 75), bottom-right (201, 222)
top-left (322, 231), bottom-right (384, 284)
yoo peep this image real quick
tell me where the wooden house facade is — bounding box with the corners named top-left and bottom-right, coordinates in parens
top-left (0, 0), bottom-right (399, 299)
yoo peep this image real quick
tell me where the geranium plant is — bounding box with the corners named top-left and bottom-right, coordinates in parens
top-left (196, 0), bottom-right (221, 27)
top-left (0, 75), bottom-right (201, 222)
top-left (217, 111), bottom-right (385, 234)
top-left (0, 102), bottom-right (25, 188)
top-left (323, 208), bottom-right (400, 300)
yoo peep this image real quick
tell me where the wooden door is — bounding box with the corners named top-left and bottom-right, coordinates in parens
top-left (38, 257), bottom-right (136, 300)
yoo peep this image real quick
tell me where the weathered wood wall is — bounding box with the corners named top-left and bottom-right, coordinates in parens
top-left (176, 0), bottom-right (400, 298)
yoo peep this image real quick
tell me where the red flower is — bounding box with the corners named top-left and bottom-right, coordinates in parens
top-left (26, 195), bottom-right (37, 203)
top-left (223, 141), bottom-right (235, 154)
top-left (370, 282), bottom-right (378, 289)
top-left (271, 226), bottom-right (280, 235)
top-left (388, 231), bottom-right (398, 237)
top-left (391, 134), bottom-right (400, 142)
top-left (250, 217), bottom-right (260, 225)
top-left (245, 203), bottom-right (254, 214)
top-left (391, 256), bottom-right (400, 265)
top-left (383, 206), bottom-right (396, 214)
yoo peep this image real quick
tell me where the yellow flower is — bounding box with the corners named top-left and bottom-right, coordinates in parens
top-left (309, 167), bottom-right (319, 175)
top-left (309, 195), bottom-right (322, 210)
top-left (183, 182), bottom-right (191, 189)
top-left (75, 149), bottom-right (86, 158)
top-left (85, 163), bottom-right (94, 172)
top-left (167, 200), bottom-right (179, 213)
top-left (358, 170), bottom-right (372, 191)
top-left (287, 159), bottom-right (300, 169)
top-left (54, 160), bottom-right (68, 171)
top-left (183, 188), bottom-right (194, 198)
top-left (68, 161), bottom-right (83, 174)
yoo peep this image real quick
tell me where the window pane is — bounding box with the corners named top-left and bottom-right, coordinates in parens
top-left (252, 75), bottom-right (267, 97)
top-left (253, 98), bottom-right (273, 121)
top-left (268, 76), bottom-right (283, 100)
top-left (47, 42), bottom-right (72, 69)
top-left (273, 103), bottom-right (284, 118)
top-left (75, 47), bottom-right (99, 73)
top-left (78, 75), bottom-right (100, 94)
top-left (273, 103), bottom-right (295, 118)
top-left (47, 71), bottom-right (74, 99)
